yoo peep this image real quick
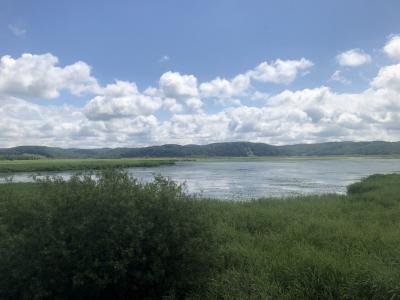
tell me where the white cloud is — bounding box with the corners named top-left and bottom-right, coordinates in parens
top-left (250, 91), bottom-right (269, 101)
top-left (81, 72), bottom-right (400, 146)
top-left (197, 58), bottom-right (313, 107)
top-left (2, 69), bottom-right (400, 147)
top-left (371, 63), bottom-right (400, 92)
top-left (8, 24), bottom-right (26, 38)
top-left (2, 47), bottom-right (400, 147)
top-left (163, 98), bottom-right (183, 113)
top-left (0, 94), bottom-right (164, 148)
top-left (0, 53), bottom-right (98, 99)
top-left (200, 74), bottom-right (251, 98)
top-left (199, 74), bottom-right (249, 107)
top-left (383, 35), bottom-right (400, 60)
top-left (336, 49), bottom-right (371, 67)
top-left (248, 58), bottom-right (313, 84)
top-left (185, 97), bottom-right (203, 111)
top-left (0, 96), bottom-right (89, 147)
top-left (158, 71), bottom-right (204, 111)
top-left (160, 112), bottom-right (229, 144)
top-left (215, 98), bottom-right (242, 106)
top-left (330, 70), bottom-right (351, 84)
top-left (159, 71), bottom-right (198, 99)
top-left (84, 81), bottom-right (162, 120)
top-left (250, 91), bottom-right (270, 101)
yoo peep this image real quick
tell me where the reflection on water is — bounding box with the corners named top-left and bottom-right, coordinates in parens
top-left (2, 159), bottom-right (400, 200)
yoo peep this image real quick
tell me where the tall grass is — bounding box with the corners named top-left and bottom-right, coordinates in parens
top-left (192, 174), bottom-right (400, 299)
top-left (0, 158), bottom-right (177, 173)
top-left (0, 171), bottom-right (399, 299)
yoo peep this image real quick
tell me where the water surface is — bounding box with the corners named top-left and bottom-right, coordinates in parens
top-left (2, 158), bottom-right (400, 199)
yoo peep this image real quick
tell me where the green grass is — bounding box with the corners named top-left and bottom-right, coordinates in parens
top-left (1, 172), bottom-right (400, 299)
top-left (0, 158), bottom-right (179, 173)
top-left (192, 174), bottom-right (400, 299)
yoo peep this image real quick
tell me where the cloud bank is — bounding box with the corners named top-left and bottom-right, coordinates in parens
top-left (1, 37), bottom-right (400, 148)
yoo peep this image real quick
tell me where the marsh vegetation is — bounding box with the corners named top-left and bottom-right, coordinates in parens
top-left (0, 158), bottom-right (177, 173)
top-left (0, 170), bottom-right (399, 299)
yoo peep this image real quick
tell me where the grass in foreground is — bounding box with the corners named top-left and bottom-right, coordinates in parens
top-left (195, 174), bottom-right (400, 299)
top-left (0, 158), bottom-right (178, 173)
top-left (0, 171), bottom-right (399, 299)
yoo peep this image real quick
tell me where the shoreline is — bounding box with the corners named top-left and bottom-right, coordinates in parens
top-left (1, 155), bottom-right (399, 173)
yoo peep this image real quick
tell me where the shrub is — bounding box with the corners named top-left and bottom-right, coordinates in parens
top-left (0, 169), bottom-right (218, 299)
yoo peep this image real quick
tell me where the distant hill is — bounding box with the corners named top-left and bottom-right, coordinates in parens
top-left (1, 141), bottom-right (400, 159)
top-left (0, 146), bottom-right (111, 159)
top-left (280, 141), bottom-right (400, 156)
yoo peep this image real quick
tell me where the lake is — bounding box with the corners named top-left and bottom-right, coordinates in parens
top-left (2, 158), bottom-right (400, 199)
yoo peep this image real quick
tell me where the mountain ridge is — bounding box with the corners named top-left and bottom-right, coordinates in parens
top-left (1, 141), bottom-right (400, 159)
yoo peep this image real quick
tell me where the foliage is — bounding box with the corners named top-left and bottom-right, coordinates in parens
top-left (190, 173), bottom-right (400, 299)
top-left (1, 172), bottom-right (400, 299)
top-left (0, 153), bottom-right (43, 160)
top-left (1, 141), bottom-right (400, 159)
top-left (0, 158), bottom-right (176, 173)
top-left (0, 169), bottom-right (218, 299)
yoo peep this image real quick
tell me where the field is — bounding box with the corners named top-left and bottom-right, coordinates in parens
top-left (0, 171), bottom-right (399, 299)
top-left (0, 158), bottom-right (179, 173)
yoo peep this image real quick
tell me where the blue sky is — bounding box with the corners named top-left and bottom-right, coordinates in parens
top-left (1, 1), bottom-right (400, 147)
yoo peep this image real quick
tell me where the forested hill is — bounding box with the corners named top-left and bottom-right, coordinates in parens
top-left (1, 141), bottom-right (400, 159)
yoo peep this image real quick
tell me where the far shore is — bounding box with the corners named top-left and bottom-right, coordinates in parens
top-left (0, 155), bottom-right (399, 173)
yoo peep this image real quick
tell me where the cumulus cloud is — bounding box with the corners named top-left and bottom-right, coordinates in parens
top-left (157, 71), bottom-right (205, 111)
top-left (0, 94), bottom-right (165, 148)
top-left (384, 35), bottom-right (400, 60)
top-left (2, 45), bottom-right (400, 147)
top-left (371, 63), bottom-right (400, 92)
top-left (200, 74), bottom-right (251, 98)
top-left (2, 68), bottom-right (400, 147)
top-left (160, 112), bottom-right (229, 144)
top-left (250, 91), bottom-right (269, 101)
top-left (159, 71), bottom-right (198, 99)
top-left (176, 72), bottom-right (400, 144)
top-left (185, 97), bottom-right (203, 111)
top-left (330, 70), bottom-right (351, 84)
top-left (248, 58), bottom-right (313, 84)
top-left (198, 58), bottom-right (312, 106)
top-left (336, 49), bottom-right (371, 67)
top-left (0, 96), bottom-right (88, 147)
top-left (163, 98), bottom-right (183, 113)
top-left (84, 81), bottom-right (162, 120)
top-left (0, 53), bottom-right (98, 99)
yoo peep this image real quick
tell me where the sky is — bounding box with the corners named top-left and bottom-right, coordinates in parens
top-left (1, 0), bottom-right (400, 148)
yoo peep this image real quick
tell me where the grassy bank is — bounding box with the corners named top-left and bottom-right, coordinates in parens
top-left (0, 171), bottom-right (399, 299)
top-left (1, 155), bottom-right (398, 174)
top-left (196, 173), bottom-right (400, 299)
top-left (0, 158), bottom-right (178, 173)
top-left (194, 155), bottom-right (400, 161)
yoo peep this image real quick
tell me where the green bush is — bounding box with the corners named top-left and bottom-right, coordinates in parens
top-left (347, 173), bottom-right (400, 196)
top-left (0, 169), bottom-right (218, 299)
top-left (1, 172), bottom-right (400, 299)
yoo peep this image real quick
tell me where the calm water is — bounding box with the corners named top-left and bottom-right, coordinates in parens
top-left (2, 158), bottom-right (400, 199)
